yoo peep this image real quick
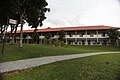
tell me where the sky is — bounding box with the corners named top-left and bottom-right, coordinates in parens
top-left (23, 0), bottom-right (120, 30)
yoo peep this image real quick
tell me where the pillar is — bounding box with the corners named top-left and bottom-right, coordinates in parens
top-left (75, 31), bottom-right (78, 45)
top-left (96, 30), bottom-right (99, 42)
top-left (85, 30), bottom-right (88, 45)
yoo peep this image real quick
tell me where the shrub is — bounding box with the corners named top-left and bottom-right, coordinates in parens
top-left (43, 38), bottom-right (48, 45)
top-left (53, 40), bottom-right (65, 47)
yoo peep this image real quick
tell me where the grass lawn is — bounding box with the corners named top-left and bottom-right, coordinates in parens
top-left (3, 53), bottom-right (120, 80)
top-left (0, 44), bottom-right (120, 62)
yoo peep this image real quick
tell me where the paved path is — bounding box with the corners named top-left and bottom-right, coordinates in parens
top-left (0, 52), bottom-right (120, 73)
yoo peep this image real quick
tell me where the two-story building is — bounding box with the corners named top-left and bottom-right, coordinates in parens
top-left (8, 25), bottom-right (120, 45)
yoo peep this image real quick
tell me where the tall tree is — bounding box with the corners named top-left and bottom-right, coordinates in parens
top-left (58, 30), bottom-right (65, 41)
top-left (32, 32), bottom-right (39, 44)
top-left (108, 29), bottom-right (120, 46)
top-left (0, 0), bottom-right (50, 47)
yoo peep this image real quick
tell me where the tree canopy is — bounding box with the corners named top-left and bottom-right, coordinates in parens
top-left (0, 0), bottom-right (50, 31)
top-left (0, 0), bottom-right (50, 47)
top-left (107, 29), bottom-right (120, 45)
top-left (58, 30), bottom-right (65, 41)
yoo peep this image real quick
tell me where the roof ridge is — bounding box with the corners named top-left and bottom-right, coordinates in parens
top-left (12, 25), bottom-right (120, 33)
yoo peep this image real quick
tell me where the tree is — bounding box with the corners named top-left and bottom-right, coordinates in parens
top-left (0, 0), bottom-right (50, 47)
top-left (32, 32), bottom-right (39, 44)
top-left (0, 0), bottom-right (9, 40)
top-left (45, 33), bottom-right (52, 44)
top-left (9, 24), bottom-right (17, 44)
top-left (107, 29), bottom-right (120, 46)
top-left (58, 30), bottom-right (65, 41)
top-left (15, 0), bottom-right (50, 47)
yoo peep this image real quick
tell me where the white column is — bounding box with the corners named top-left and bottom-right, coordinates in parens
top-left (85, 30), bottom-right (88, 45)
top-left (75, 31), bottom-right (77, 44)
top-left (96, 30), bottom-right (99, 42)
top-left (65, 32), bottom-right (68, 44)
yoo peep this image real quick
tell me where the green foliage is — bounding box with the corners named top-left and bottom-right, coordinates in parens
top-left (23, 33), bottom-right (28, 38)
top-left (53, 39), bottom-right (59, 47)
top-left (44, 33), bottom-right (52, 44)
top-left (45, 33), bottom-right (51, 39)
top-left (0, 0), bottom-right (50, 47)
top-left (58, 30), bottom-right (65, 41)
top-left (107, 29), bottom-right (120, 45)
top-left (31, 32), bottom-right (39, 44)
top-left (0, 0), bottom-right (50, 31)
top-left (53, 40), bottom-right (68, 47)
top-left (43, 38), bottom-right (47, 45)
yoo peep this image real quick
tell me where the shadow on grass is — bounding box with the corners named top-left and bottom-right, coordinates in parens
top-left (0, 73), bottom-right (3, 80)
top-left (116, 72), bottom-right (120, 80)
top-left (0, 53), bottom-right (4, 80)
top-left (116, 76), bottom-right (120, 80)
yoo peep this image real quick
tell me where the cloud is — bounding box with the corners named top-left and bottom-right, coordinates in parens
top-left (43, 0), bottom-right (120, 27)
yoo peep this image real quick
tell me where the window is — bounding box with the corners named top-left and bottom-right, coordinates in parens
top-left (75, 42), bottom-right (77, 45)
top-left (52, 34), bottom-right (54, 37)
top-left (93, 43), bottom-right (96, 45)
top-left (82, 33), bottom-right (85, 35)
top-left (79, 34), bottom-right (83, 37)
top-left (108, 43), bottom-right (111, 45)
top-left (88, 40), bottom-right (91, 45)
top-left (79, 42), bottom-right (81, 45)
top-left (81, 33), bottom-right (84, 37)
top-left (87, 33), bottom-right (90, 35)
top-left (102, 40), bottom-right (107, 45)
top-left (97, 42), bottom-right (100, 45)
top-left (69, 34), bottom-right (72, 37)
top-left (95, 40), bottom-right (97, 43)
top-left (102, 33), bottom-right (106, 37)
top-left (90, 34), bottom-right (93, 37)
top-left (82, 40), bottom-right (85, 45)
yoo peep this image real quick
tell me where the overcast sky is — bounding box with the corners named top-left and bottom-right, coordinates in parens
top-left (23, 0), bottom-right (120, 30)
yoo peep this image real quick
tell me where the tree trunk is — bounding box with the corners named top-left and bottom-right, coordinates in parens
top-left (11, 36), bottom-right (14, 44)
top-left (0, 33), bottom-right (3, 43)
top-left (19, 12), bottom-right (25, 48)
top-left (11, 24), bottom-right (18, 44)
top-left (1, 25), bottom-right (8, 61)
top-left (19, 23), bottom-right (23, 47)
top-left (116, 39), bottom-right (119, 46)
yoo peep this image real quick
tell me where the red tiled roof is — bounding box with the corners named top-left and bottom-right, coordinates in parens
top-left (16, 25), bottom-right (120, 33)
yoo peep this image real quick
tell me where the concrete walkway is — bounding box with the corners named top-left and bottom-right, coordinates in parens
top-left (0, 52), bottom-right (120, 73)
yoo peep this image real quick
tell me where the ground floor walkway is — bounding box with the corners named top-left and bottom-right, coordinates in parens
top-left (0, 52), bottom-right (120, 73)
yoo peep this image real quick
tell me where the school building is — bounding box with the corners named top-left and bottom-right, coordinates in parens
top-left (6, 25), bottom-right (120, 45)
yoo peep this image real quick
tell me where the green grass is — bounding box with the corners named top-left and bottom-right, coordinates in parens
top-left (3, 53), bottom-right (120, 80)
top-left (0, 44), bottom-right (120, 62)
